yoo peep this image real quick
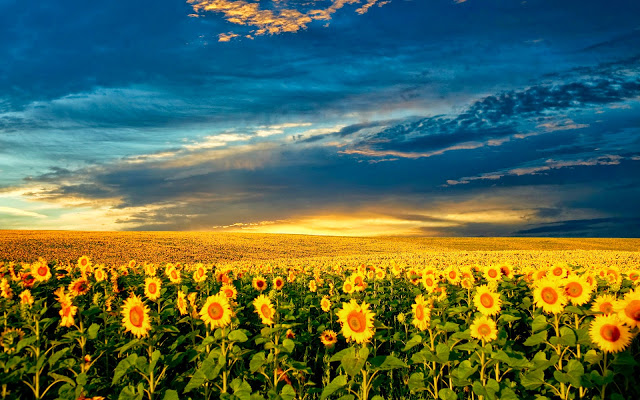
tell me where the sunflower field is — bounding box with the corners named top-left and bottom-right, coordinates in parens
top-left (1, 256), bottom-right (639, 400)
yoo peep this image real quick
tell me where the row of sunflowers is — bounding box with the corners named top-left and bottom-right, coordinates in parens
top-left (1, 256), bottom-right (639, 400)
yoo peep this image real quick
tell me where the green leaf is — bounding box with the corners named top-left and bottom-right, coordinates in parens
top-left (435, 343), bottom-right (450, 363)
top-left (48, 348), bottom-right (69, 369)
top-left (438, 388), bottom-right (457, 400)
top-left (521, 369), bottom-right (545, 390)
top-left (280, 384), bottom-right (296, 400)
top-left (330, 348), bottom-right (354, 363)
top-left (450, 360), bottom-right (477, 386)
top-left (320, 375), bottom-right (348, 400)
top-left (250, 352), bottom-right (266, 373)
top-left (113, 354), bottom-right (138, 385)
top-left (184, 352), bottom-right (218, 393)
top-left (558, 327), bottom-right (576, 346)
top-left (524, 330), bottom-right (547, 346)
top-left (613, 352), bottom-right (639, 366)
top-left (441, 322), bottom-right (459, 332)
top-left (532, 315), bottom-right (547, 332)
top-left (584, 350), bottom-right (602, 365)
top-left (117, 339), bottom-right (140, 356)
top-left (87, 323), bottom-right (100, 340)
top-left (282, 338), bottom-right (295, 354)
top-left (450, 331), bottom-right (471, 341)
top-left (565, 359), bottom-right (584, 388)
top-left (228, 330), bottom-right (248, 343)
top-left (118, 385), bottom-right (143, 400)
top-left (408, 372), bottom-right (426, 392)
top-left (565, 305), bottom-right (584, 315)
top-left (149, 350), bottom-right (161, 374)
top-left (411, 348), bottom-right (436, 363)
top-left (500, 387), bottom-right (519, 400)
top-left (369, 355), bottom-right (407, 371)
top-left (403, 334), bottom-right (422, 351)
top-left (162, 389), bottom-right (179, 400)
top-left (16, 336), bottom-right (37, 353)
top-left (341, 347), bottom-right (368, 377)
top-left (499, 313), bottom-right (520, 323)
top-left (48, 372), bottom-right (75, 386)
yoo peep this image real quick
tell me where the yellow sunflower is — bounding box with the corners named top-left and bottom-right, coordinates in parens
top-left (252, 276), bottom-right (267, 292)
top-left (549, 263), bottom-right (569, 279)
top-left (19, 289), bottom-right (34, 306)
top-left (483, 265), bottom-right (502, 282)
top-left (144, 263), bottom-right (157, 277)
top-left (68, 277), bottom-right (90, 297)
top-left (474, 285), bottom-right (502, 316)
top-left (308, 280), bottom-right (317, 293)
top-left (342, 278), bottom-right (355, 294)
top-left (533, 278), bottom-right (567, 314)
top-left (167, 267), bottom-right (181, 284)
top-left (421, 273), bottom-right (438, 293)
top-left (336, 299), bottom-right (375, 344)
top-left (411, 294), bottom-right (431, 331)
top-left (59, 302), bottom-right (78, 328)
top-left (253, 294), bottom-right (276, 325)
top-left (0, 278), bottom-right (12, 299)
top-left (352, 273), bottom-right (366, 291)
top-left (589, 315), bottom-right (633, 353)
top-left (628, 270), bottom-right (640, 286)
top-left (176, 290), bottom-right (188, 315)
top-left (77, 256), bottom-right (92, 271)
top-left (121, 295), bottom-right (151, 338)
top-left (470, 315), bottom-right (498, 342)
top-left (273, 276), bottom-right (285, 290)
top-left (320, 296), bottom-right (331, 312)
top-left (615, 289), bottom-right (640, 328)
top-left (31, 260), bottom-right (51, 282)
top-left (320, 330), bottom-right (338, 347)
top-left (444, 267), bottom-right (461, 285)
top-left (193, 264), bottom-right (207, 283)
top-left (375, 268), bottom-right (386, 280)
top-left (563, 275), bottom-right (593, 306)
top-left (220, 284), bottom-right (238, 300)
top-left (200, 294), bottom-right (233, 329)
top-left (94, 268), bottom-right (107, 282)
top-left (144, 277), bottom-right (162, 301)
top-left (591, 294), bottom-right (616, 315)
top-left (499, 263), bottom-right (514, 279)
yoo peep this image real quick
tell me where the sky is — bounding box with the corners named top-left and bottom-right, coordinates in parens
top-left (0, 0), bottom-right (639, 237)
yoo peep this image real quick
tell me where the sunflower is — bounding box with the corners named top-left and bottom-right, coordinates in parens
top-left (144, 277), bottom-right (162, 301)
top-left (19, 289), bottom-right (34, 306)
top-left (77, 256), bottom-right (92, 271)
top-left (308, 280), bottom-right (317, 293)
top-left (411, 294), bottom-right (431, 331)
top-left (1, 328), bottom-right (25, 354)
top-left (421, 274), bottom-right (438, 293)
top-left (0, 278), bottom-right (12, 299)
top-left (320, 330), bottom-right (338, 347)
top-left (220, 284), bottom-right (238, 300)
top-left (591, 294), bottom-right (616, 315)
top-left (470, 316), bottom-right (498, 342)
top-left (444, 267), bottom-right (461, 285)
top-left (563, 275), bottom-right (593, 306)
top-left (615, 290), bottom-right (640, 328)
top-left (499, 263), bottom-right (514, 279)
top-left (31, 260), bottom-right (51, 282)
top-left (121, 295), bottom-right (151, 338)
top-left (606, 268), bottom-right (622, 286)
top-left (176, 291), bottom-right (188, 315)
top-left (320, 296), bottom-right (331, 312)
top-left (533, 279), bottom-right (567, 314)
top-left (253, 294), bottom-right (276, 325)
top-left (54, 286), bottom-right (72, 305)
top-left (484, 266), bottom-right (501, 282)
top-left (273, 276), bottom-right (285, 290)
top-left (375, 268), bottom-right (386, 280)
top-left (94, 268), bottom-right (107, 282)
top-left (628, 270), bottom-right (640, 286)
top-left (68, 277), bottom-right (90, 297)
top-left (474, 285), bottom-right (502, 316)
top-left (549, 263), bottom-right (569, 280)
top-left (167, 267), bottom-right (181, 284)
top-left (589, 315), bottom-right (633, 353)
top-left (128, 260), bottom-right (137, 269)
top-left (144, 263), bottom-right (157, 277)
top-left (533, 268), bottom-right (548, 281)
top-left (352, 273), bottom-right (366, 291)
top-left (59, 302), bottom-right (78, 328)
top-left (200, 294), bottom-right (233, 329)
top-left (342, 278), bottom-right (355, 294)
top-left (286, 329), bottom-right (295, 339)
top-left (337, 299), bottom-right (375, 344)
top-left (193, 264), bottom-right (207, 283)
top-left (252, 276), bottom-right (267, 292)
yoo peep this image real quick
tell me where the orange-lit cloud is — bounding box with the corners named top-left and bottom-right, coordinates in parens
top-left (188, 0), bottom-right (391, 40)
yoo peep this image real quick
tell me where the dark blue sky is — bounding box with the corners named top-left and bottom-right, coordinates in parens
top-left (1, 0), bottom-right (639, 236)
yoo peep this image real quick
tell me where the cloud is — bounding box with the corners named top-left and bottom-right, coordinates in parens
top-left (515, 217), bottom-right (640, 237)
top-left (188, 0), bottom-right (391, 39)
top-left (0, 206), bottom-right (47, 219)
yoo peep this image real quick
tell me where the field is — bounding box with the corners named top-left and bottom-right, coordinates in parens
top-left (0, 231), bottom-right (639, 400)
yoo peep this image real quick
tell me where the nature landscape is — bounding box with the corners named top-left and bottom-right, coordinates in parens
top-left (1, 0), bottom-right (640, 399)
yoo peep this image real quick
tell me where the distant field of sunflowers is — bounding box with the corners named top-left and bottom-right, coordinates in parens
top-left (1, 232), bottom-right (639, 399)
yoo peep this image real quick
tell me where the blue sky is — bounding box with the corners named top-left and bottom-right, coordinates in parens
top-left (1, 0), bottom-right (639, 236)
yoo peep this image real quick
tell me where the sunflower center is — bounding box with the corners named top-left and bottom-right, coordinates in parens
top-left (171, 271), bottom-right (178, 279)
top-left (261, 304), bottom-right (272, 319)
top-left (224, 289), bottom-right (234, 298)
top-left (207, 302), bottom-right (224, 320)
top-left (257, 281), bottom-right (265, 288)
top-left (541, 287), bottom-right (558, 304)
top-left (478, 323), bottom-right (491, 336)
top-left (449, 271), bottom-right (456, 279)
top-left (630, 273), bottom-right (639, 281)
top-left (600, 302), bottom-right (614, 314)
top-left (624, 300), bottom-right (640, 321)
top-left (565, 282), bottom-right (583, 297)
top-left (148, 283), bottom-right (157, 294)
top-left (488, 269), bottom-right (498, 278)
top-left (129, 306), bottom-right (144, 328)
top-left (416, 304), bottom-right (425, 320)
top-left (63, 306), bottom-right (72, 317)
top-left (425, 278), bottom-right (433, 286)
top-left (347, 311), bottom-right (366, 333)
top-left (552, 267), bottom-right (563, 276)
top-left (480, 293), bottom-right (494, 308)
top-left (600, 324), bottom-right (621, 342)
top-left (81, 259), bottom-right (87, 266)
top-left (37, 266), bottom-right (48, 276)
